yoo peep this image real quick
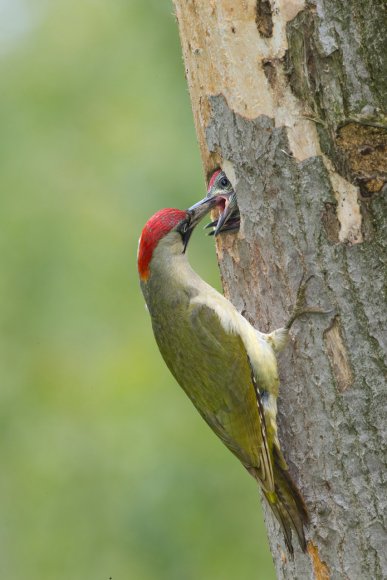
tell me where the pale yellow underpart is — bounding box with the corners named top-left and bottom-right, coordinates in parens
top-left (190, 290), bottom-right (279, 395)
top-left (190, 290), bottom-right (281, 451)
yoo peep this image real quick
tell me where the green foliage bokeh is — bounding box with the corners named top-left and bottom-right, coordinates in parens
top-left (0, 1), bottom-right (275, 578)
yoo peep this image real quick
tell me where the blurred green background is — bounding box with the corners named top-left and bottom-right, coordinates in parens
top-left (0, 1), bottom-right (274, 578)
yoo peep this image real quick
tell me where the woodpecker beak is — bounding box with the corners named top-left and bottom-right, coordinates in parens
top-left (188, 195), bottom-right (220, 221)
top-left (181, 225), bottom-right (193, 253)
top-left (180, 196), bottom-right (220, 252)
top-left (186, 195), bottom-right (219, 230)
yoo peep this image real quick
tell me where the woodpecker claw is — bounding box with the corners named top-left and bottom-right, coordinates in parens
top-left (285, 273), bottom-right (333, 330)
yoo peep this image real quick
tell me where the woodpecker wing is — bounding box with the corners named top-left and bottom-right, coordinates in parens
top-left (186, 301), bottom-right (275, 493)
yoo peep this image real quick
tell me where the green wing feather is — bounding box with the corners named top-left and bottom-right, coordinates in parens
top-left (152, 297), bottom-right (308, 553)
top-left (186, 304), bottom-right (309, 554)
top-left (187, 302), bottom-right (275, 493)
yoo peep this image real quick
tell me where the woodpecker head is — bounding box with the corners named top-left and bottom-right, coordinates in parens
top-left (138, 199), bottom-right (218, 282)
top-left (189, 169), bottom-right (240, 236)
top-left (206, 169), bottom-right (233, 197)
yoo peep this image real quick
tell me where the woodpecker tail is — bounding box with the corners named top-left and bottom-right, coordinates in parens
top-left (263, 447), bottom-right (309, 557)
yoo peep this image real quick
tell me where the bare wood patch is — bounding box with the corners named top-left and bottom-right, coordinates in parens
top-left (174, 0), bottom-right (320, 169)
top-left (323, 316), bottom-right (353, 392)
top-left (322, 156), bottom-right (363, 245)
top-left (307, 542), bottom-right (331, 580)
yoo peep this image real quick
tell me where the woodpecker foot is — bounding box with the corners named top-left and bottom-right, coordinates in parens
top-left (285, 273), bottom-right (333, 330)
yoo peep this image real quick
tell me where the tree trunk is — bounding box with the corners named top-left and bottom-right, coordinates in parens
top-left (173, 1), bottom-right (387, 578)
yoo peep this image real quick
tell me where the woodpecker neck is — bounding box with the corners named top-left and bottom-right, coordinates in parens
top-left (151, 241), bottom-right (195, 283)
top-left (140, 231), bottom-right (203, 310)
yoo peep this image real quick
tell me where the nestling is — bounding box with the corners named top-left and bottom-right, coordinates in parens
top-left (197, 169), bottom-right (240, 235)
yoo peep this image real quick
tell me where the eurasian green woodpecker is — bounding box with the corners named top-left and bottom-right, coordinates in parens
top-left (137, 199), bottom-right (311, 556)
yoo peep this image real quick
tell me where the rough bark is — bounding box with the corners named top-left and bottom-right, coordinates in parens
top-left (173, 1), bottom-right (386, 579)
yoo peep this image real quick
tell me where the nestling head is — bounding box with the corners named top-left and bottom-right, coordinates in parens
top-left (189, 169), bottom-right (239, 236)
top-left (207, 169), bottom-right (233, 198)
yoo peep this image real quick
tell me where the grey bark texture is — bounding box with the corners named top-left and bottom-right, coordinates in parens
top-left (174, 1), bottom-right (387, 578)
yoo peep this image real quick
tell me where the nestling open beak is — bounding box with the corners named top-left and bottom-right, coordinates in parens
top-left (212, 192), bottom-right (239, 236)
top-left (189, 192), bottom-right (239, 237)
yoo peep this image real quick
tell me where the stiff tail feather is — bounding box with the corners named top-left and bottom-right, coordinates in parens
top-left (263, 448), bottom-right (309, 557)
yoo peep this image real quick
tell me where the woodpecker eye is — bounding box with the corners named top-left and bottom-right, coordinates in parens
top-left (220, 177), bottom-right (230, 188)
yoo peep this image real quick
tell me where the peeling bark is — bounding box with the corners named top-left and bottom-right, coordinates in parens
top-left (174, 1), bottom-right (387, 578)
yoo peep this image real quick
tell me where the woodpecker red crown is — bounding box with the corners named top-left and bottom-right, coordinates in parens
top-left (207, 169), bottom-right (222, 192)
top-left (138, 208), bottom-right (187, 281)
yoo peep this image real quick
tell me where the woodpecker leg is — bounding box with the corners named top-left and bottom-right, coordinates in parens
top-left (265, 274), bottom-right (333, 353)
top-left (285, 273), bottom-right (333, 331)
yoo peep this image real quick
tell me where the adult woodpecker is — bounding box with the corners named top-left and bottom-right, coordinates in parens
top-left (137, 197), bottom-right (322, 555)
